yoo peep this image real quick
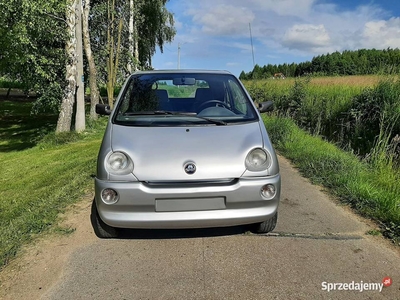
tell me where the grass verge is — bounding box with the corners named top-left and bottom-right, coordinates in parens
top-left (264, 114), bottom-right (400, 244)
top-left (0, 112), bottom-right (107, 269)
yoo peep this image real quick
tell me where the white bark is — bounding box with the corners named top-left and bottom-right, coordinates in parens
top-left (128, 0), bottom-right (134, 74)
top-left (75, 0), bottom-right (86, 132)
top-left (56, 0), bottom-right (77, 133)
top-left (82, 0), bottom-right (100, 120)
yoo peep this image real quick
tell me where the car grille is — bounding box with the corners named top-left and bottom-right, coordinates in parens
top-left (144, 178), bottom-right (238, 188)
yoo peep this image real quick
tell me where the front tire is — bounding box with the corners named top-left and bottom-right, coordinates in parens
top-left (251, 212), bottom-right (278, 233)
top-left (90, 199), bottom-right (119, 238)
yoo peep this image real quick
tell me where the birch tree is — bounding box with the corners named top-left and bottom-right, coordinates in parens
top-left (56, 0), bottom-right (77, 133)
top-left (82, 0), bottom-right (100, 120)
top-left (106, 0), bottom-right (124, 108)
top-left (90, 0), bottom-right (175, 107)
top-left (75, 0), bottom-right (85, 132)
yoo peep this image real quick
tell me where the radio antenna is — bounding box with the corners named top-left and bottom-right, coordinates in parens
top-left (249, 23), bottom-right (255, 67)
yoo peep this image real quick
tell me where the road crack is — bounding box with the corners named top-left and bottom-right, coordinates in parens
top-left (259, 232), bottom-right (364, 240)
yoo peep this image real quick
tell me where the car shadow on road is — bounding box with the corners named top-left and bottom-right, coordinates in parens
top-left (116, 225), bottom-right (253, 240)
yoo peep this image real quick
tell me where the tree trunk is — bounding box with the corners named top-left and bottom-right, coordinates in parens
top-left (106, 0), bottom-right (115, 108)
top-left (82, 0), bottom-right (100, 120)
top-left (113, 19), bottom-right (123, 88)
top-left (75, 0), bottom-right (86, 132)
top-left (134, 16), bottom-right (139, 70)
top-left (56, 0), bottom-right (77, 133)
top-left (106, 0), bottom-right (123, 109)
top-left (127, 0), bottom-right (134, 74)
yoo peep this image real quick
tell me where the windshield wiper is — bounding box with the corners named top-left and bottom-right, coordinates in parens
top-left (123, 111), bottom-right (227, 125)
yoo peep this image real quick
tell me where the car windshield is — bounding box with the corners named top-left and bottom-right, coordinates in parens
top-left (113, 72), bottom-right (258, 126)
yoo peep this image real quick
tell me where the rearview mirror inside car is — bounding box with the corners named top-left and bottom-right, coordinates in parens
top-left (173, 77), bottom-right (196, 85)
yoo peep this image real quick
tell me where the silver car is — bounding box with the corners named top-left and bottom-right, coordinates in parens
top-left (91, 70), bottom-right (280, 238)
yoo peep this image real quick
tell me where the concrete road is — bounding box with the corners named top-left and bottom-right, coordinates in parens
top-left (1, 156), bottom-right (399, 299)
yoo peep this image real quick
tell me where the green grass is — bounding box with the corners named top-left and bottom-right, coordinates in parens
top-left (0, 100), bottom-right (107, 268)
top-left (0, 101), bottom-right (58, 151)
top-left (264, 114), bottom-right (400, 244)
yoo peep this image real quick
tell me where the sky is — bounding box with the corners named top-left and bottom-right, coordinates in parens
top-left (151, 0), bottom-right (400, 76)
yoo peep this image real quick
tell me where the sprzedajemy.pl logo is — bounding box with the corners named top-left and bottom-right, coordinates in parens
top-left (321, 277), bottom-right (392, 293)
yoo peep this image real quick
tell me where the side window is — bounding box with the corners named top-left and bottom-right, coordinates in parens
top-left (118, 83), bottom-right (134, 114)
top-left (228, 80), bottom-right (248, 114)
top-left (118, 79), bottom-right (158, 114)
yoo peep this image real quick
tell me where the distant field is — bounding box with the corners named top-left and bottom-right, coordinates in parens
top-left (242, 75), bottom-right (382, 100)
top-left (262, 75), bottom-right (382, 86)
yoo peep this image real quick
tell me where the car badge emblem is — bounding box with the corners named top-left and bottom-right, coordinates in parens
top-left (184, 162), bottom-right (196, 175)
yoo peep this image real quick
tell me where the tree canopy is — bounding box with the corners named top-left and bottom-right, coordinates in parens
top-left (240, 48), bottom-right (400, 80)
top-left (0, 0), bottom-right (66, 109)
top-left (0, 0), bottom-right (176, 121)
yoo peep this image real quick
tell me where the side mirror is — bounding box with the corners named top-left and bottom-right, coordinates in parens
top-left (96, 104), bottom-right (111, 115)
top-left (257, 101), bottom-right (274, 113)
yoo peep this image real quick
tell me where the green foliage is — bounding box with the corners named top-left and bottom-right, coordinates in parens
top-left (0, 0), bottom-right (66, 92)
top-left (347, 79), bottom-right (400, 155)
top-left (0, 78), bottom-right (26, 89)
top-left (279, 76), bottom-right (311, 118)
top-left (31, 82), bottom-right (63, 114)
top-left (263, 115), bottom-right (400, 244)
top-left (99, 85), bottom-right (121, 97)
top-left (248, 76), bottom-right (400, 244)
top-left (246, 76), bottom-right (400, 157)
top-left (90, 0), bottom-right (176, 85)
top-left (241, 48), bottom-right (400, 78)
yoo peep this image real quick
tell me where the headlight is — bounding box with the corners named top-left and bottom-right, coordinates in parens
top-left (106, 152), bottom-right (133, 175)
top-left (245, 148), bottom-right (270, 171)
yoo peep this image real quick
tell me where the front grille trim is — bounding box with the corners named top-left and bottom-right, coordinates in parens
top-left (144, 178), bottom-right (238, 188)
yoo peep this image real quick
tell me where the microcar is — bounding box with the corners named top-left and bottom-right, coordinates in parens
top-left (92, 70), bottom-right (280, 238)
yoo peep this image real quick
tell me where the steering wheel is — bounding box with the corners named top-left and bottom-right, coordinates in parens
top-left (197, 100), bottom-right (229, 112)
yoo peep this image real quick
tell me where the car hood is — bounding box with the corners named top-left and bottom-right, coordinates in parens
top-left (111, 122), bottom-right (263, 181)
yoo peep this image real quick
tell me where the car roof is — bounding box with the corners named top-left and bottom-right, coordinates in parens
top-left (131, 69), bottom-right (233, 75)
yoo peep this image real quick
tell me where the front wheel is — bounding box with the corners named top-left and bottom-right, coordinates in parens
top-left (251, 212), bottom-right (278, 234)
top-left (90, 199), bottom-right (119, 238)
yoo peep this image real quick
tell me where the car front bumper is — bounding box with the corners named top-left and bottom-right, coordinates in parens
top-left (94, 174), bottom-right (281, 229)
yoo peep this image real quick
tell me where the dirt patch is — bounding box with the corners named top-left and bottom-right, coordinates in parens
top-left (0, 194), bottom-right (97, 300)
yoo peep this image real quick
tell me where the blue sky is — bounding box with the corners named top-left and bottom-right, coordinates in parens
top-left (151, 0), bottom-right (400, 76)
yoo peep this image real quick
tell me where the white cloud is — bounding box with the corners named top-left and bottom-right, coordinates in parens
top-left (282, 24), bottom-right (332, 53)
top-left (249, 0), bottom-right (316, 17)
top-left (360, 17), bottom-right (400, 49)
top-left (189, 4), bottom-right (255, 36)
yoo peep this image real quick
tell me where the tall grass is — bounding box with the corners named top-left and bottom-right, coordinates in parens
top-left (244, 75), bottom-right (400, 155)
top-left (263, 115), bottom-right (400, 243)
top-left (245, 75), bottom-right (400, 242)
